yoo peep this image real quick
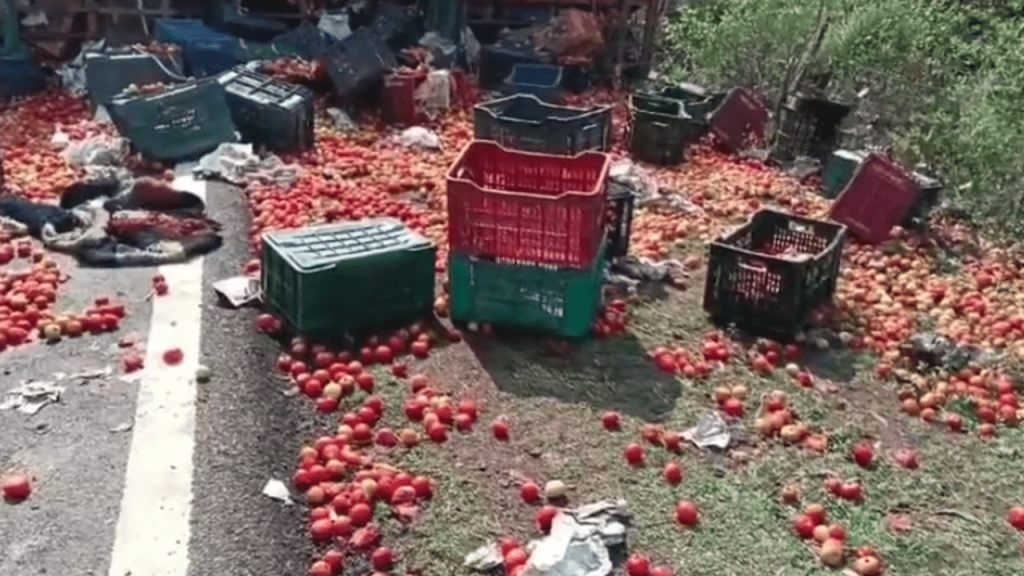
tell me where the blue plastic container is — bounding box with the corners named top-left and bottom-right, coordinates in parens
top-left (502, 64), bottom-right (564, 103)
top-left (0, 54), bottom-right (46, 99)
top-left (155, 19), bottom-right (240, 78)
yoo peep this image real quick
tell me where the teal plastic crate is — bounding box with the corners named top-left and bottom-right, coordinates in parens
top-left (108, 79), bottom-right (237, 162)
top-left (822, 150), bottom-right (865, 198)
top-left (261, 219), bottom-right (436, 339)
top-left (448, 247), bottom-right (607, 339)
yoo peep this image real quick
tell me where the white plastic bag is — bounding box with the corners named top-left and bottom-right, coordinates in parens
top-left (318, 13), bottom-right (352, 42)
top-left (413, 70), bottom-right (451, 120)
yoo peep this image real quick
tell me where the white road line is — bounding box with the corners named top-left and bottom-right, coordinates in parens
top-left (108, 165), bottom-right (206, 576)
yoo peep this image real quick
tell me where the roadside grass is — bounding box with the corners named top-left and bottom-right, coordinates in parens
top-left (660, 0), bottom-right (1024, 237)
top-left (330, 269), bottom-right (1024, 576)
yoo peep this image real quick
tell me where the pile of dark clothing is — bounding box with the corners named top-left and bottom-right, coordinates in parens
top-left (0, 178), bottom-right (222, 267)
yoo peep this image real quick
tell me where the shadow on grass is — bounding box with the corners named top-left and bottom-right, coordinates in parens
top-left (466, 331), bottom-right (681, 422)
top-left (804, 347), bottom-right (862, 384)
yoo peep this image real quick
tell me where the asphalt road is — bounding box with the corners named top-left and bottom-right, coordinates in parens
top-left (186, 182), bottom-right (317, 576)
top-left (0, 255), bottom-right (154, 576)
top-left (1, 181), bottom-right (316, 576)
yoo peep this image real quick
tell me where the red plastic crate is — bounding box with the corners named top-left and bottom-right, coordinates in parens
top-left (829, 153), bottom-right (922, 244)
top-left (708, 87), bottom-right (768, 152)
top-left (382, 69), bottom-right (428, 126)
top-left (383, 69), bottom-right (471, 125)
top-left (446, 140), bottom-right (612, 268)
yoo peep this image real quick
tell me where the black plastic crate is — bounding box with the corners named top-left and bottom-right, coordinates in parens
top-left (108, 79), bottom-right (237, 163)
top-left (606, 184), bottom-right (635, 258)
top-left (479, 44), bottom-right (549, 89)
top-left (271, 22), bottom-right (338, 60)
top-left (85, 52), bottom-right (187, 105)
top-left (627, 93), bottom-right (705, 165)
top-left (367, 3), bottom-right (420, 50)
top-left (771, 94), bottom-right (851, 163)
top-left (634, 83), bottom-right (725, 121)
top-left (474, 93), bottom-right (611, 155)
top-left (217, 67), bottom-right (314, 153)
top-left (208, 4), bottom-right (289, 42)
top-left (903, 172), bottom-right (942, 229)
top-left (322, 28), bottom-right (398, 98)
top-left (502, 64), bottom-right (564, 102)
top-left (703, 209), bottom-right (847, 337)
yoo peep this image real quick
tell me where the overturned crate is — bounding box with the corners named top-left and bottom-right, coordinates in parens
top-left (829, 153), bottom-right (922, 244)
top-left (822, 149), bottom-right (867, 198)
top-left (261, 219), bottom-right (436, 339)
top-left (770, 93), bottom-right (852, 163)
top-left (704, 209), bottom-right (846, 337)
top-left (154, 19), bottom-right (241, 78)
top-left (474, 93), bottom-right (612, 156)
top-left (322, 28), bottom-right (398, 98)
top-left (217, 67), bottom-right (315, 153)
top-left (708, 87), bottom-right (769, 153)
top-left (84, 50), bottom-right (187, 106)
top-left (108, 79), bottom-right (237, 163)
top-left (478, 43), bottom-right (550, 90)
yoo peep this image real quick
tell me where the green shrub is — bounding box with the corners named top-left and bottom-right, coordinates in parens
top-left (661, 0), bottom-right (1024, 235)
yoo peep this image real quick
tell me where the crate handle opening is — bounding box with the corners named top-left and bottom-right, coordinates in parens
top-left (787, 221), bottom-right (812, 234)
top-left (737, 259), bottom-right (767, 273)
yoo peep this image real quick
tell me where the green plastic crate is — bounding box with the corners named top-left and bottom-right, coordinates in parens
top-left (448, 249), bottom-right (607, 339)
top-left (822, 150), bottom-right (865, 198)
top-left (261, 219), bottom-right (436, 339)
top-left (108, 79), bottom-right (237, 162)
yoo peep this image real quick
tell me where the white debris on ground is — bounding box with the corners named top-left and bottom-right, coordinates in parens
top-left (395, 127), bottom-right (443, 151)
top-left (465, 500), bottom-right (631, 576)
top-left (609, 159), bottom-right (657, 204)
top-left (212, 276), bottom-right (262, 308)
top-left (194, 143), bottom-right (302, 188)
top-left (1, 381), bottom-right (66, 415)
top-left (327, 108), bottom-right (357, 132)
top-left (607, 255), bottom-right (688, 294)
top-left (262, 479), bottom-right (293, 504)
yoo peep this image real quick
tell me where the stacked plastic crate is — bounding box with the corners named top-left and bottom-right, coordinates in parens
top-left (473, 94), bottom-right (633, 258)
top-left (446, 138), bottom-right (613, 339)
